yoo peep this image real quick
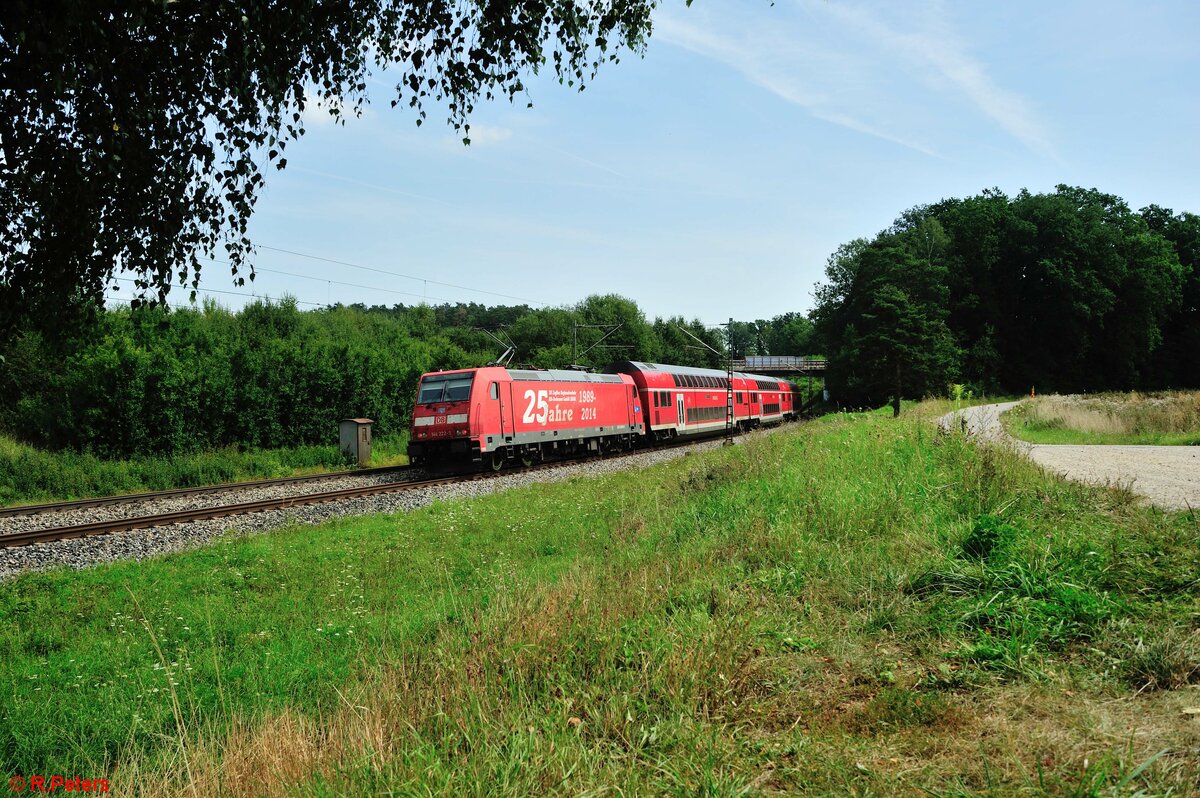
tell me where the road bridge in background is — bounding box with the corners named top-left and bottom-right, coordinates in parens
top-left (732, 356), bottom-right (827, 376)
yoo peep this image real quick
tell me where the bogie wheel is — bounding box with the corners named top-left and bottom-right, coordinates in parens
top-left (520, 451), bottom-right (535, 468)
top-left (489, 452), bottom-right (504, 472)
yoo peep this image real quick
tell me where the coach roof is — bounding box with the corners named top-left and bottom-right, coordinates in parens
top-left (613, 361), bottom-right (787, 386)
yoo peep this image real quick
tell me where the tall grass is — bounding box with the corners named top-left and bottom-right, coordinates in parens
top-left (2, 409), bottom-right (1196, 795)
top-left (1005, 392), bottom-right (1200, 445)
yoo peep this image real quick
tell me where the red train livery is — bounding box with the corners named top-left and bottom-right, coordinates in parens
top-left (407, 367), bottom-right (643, 470)
top-left (613, 361), bottom-right (800, 439)
top-left (407, 361), bottom-right (802, 470)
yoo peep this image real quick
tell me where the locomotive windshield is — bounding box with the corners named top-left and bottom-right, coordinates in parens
top-left (417, 374), bottom-right (474, 404)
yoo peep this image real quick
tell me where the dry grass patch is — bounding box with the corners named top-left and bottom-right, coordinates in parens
top-left (1005, 392), bottom-right (1200, 445)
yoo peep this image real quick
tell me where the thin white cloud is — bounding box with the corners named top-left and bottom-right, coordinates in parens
top-left (290, 166), bottom-right (457, 207)
top-left (464, 123), bottom-right (513, 146)
top-left (302, 88), bottom-right (374, 127)
top-left (654, 11), bottom-right (941, 158)
top-left (822, 2), bottom-right (1056, 158)
top-left (435, 122), bottom-right (514, 152)
top-left (655, 2), bottom-right (1055, 160)
top-left (543, 146), bottom-right (632, 180)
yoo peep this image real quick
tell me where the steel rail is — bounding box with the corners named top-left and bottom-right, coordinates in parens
top-left (0, 465), bottom-right (412, 518)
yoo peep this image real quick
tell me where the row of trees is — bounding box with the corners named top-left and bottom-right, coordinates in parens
top-left (0, 295), bottom-right (812, 457)
top-left (813, 185), bottom-right (1199, 410)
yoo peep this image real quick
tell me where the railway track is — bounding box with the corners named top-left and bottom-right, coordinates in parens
top-left (0, 464), bottom-right (411, 518)
top-left (0, 471), bottom-right (479, 549)
top-left (0, 439), bottom-right (712, 550)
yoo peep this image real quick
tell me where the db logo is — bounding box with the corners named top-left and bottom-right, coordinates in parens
top-left (434, 415), bottom-right (446, 425)
top-left (9, 776), bottom-right (24, 792)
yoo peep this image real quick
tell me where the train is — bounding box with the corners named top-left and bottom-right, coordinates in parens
top-left (407, 360), bottom-right (804, 470)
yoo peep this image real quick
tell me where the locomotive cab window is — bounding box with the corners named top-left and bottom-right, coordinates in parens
top-left (416, 374), bottom-right (474, 404)
top-left (489, 382), bottom-right (499, 400)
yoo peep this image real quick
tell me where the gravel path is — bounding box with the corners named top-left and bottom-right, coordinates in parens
top-left (0, 433), bottom-right (757, 581)
top-left (942, 402), bottom-right (1200, 512)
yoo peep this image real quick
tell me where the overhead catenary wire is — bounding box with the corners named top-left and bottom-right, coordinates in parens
top-left (252, 266), bottom-right (460, 305)
top-left (107, 278), bottom-right (327, 308)
top-left (252, 244), bottom-right (550, 307)
top-left (193, 253), bottom-right (543, 309)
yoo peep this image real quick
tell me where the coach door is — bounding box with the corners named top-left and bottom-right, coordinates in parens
top-left (677, 393), bottom-right (686, 430)
top-left (490, 381), bottom-right (506, 436)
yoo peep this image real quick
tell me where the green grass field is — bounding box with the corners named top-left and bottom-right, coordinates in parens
top-left (1, 406), bottom-right (1197, 796)
top-left (0, 433), bottom-right (410, 507)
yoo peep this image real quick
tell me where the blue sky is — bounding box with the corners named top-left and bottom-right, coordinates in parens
top-left (131, 0), bottom-right (1199, 324)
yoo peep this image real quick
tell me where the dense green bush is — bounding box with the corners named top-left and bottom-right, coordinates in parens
top-left (0, 300), bottom-right (472, 457)
top-left (2, 296), bottom-right (810, 458)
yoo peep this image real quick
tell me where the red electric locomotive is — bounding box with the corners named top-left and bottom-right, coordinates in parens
top-left (407, 367), bottom-right (644, 470)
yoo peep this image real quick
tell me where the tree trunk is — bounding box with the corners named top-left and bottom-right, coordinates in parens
top-left (893, 360), bottom-right (901, 417)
